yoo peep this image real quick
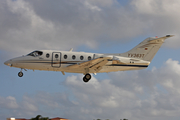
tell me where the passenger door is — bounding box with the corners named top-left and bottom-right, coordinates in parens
top-left (52, 52), bottom-right (61, 68)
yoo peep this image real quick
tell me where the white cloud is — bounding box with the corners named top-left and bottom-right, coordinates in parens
top-left (62, 58), bottom-right (180, 120)
top-left (0, 0), bottom-right (102, 55)
top-left (0, 96), bottom-right (19, 109)
top-left (85, 0), bottom-right (115, 7)
top-left (1, 58), bottom-right (180, 120)
top-left (84, 1), bottom-right (101, 11)
top-left (1, 0), bottom-right (179, 57)
top-left (131, 0), bottom-right (180, 48)
top-left (1, 57), bottom-right (180, 120)
top-left (131, 0), bottom-right (180, 15)
top-left (22, 96), bottom-right (38, 112)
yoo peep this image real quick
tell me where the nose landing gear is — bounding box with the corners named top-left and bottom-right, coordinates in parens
top-left (18, 68), bottom-right (27, 77)
top-left (83, 73), bottom-right (91, 82)
top-left (18, 71), bottom-right (23, 77)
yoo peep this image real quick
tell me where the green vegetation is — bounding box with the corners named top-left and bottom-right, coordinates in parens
top-left (30, 115), bottom-right (50, 120)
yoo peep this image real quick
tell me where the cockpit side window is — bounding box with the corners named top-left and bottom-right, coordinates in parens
top-left (27, 51), bottom-right (43, 57)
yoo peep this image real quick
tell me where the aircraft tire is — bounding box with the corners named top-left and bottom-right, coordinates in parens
top-left (83, 77), bottom-right (89, 82)
top-left (85, 73), bottom-right (91, 80)
top-left (18, 72), bottom-right (23, 77)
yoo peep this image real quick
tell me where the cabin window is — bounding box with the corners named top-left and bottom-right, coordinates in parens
top-left (46, 53), bottom-right (50, 58)
top-left (72, 55), bottom-right (76, 60)
top-left (27, 51), bottom-right (43, 57)
top-left (80, 56), bottom-right (84, 60)
top-left (55, 54), bottom-right (59, 58)
top-left (88, 56), bottom-right (91, 60)
top-left (64, 55), bottom-right (67, 59)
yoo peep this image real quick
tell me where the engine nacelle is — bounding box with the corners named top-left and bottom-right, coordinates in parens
top-left (113, 56), bottom-right (121, 62)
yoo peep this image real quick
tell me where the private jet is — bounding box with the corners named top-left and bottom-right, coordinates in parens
top-left (4, 35), bottom-right (173, 82)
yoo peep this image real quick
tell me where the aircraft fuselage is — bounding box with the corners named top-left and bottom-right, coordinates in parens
top-left (4, 50), bottom-right (149, 74)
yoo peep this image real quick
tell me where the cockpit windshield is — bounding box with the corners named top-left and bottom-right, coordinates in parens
top-left (27, 51), bottom-right (43, 57)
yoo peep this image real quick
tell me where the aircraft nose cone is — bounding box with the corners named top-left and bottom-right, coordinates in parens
top-left (4, 60), bottom-right (12, 66)
top-left (4, 61), bottom-right (8, 65)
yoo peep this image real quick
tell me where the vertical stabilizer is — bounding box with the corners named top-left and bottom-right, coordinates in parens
top-left (120, 35), bottom-right (174, 62)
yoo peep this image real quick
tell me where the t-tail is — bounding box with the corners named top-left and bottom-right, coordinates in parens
top-left (120, 35), bottom-right (174, 62)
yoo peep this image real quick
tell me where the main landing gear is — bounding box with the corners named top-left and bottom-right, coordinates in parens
top-left (83, 73), bottom-right (91, 83)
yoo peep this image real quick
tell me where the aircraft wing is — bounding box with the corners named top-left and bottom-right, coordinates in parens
top-left (67, 57), bottom-right (111, 73)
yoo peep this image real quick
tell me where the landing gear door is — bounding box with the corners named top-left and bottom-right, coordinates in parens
top-left (52, 52), bottom-right (61, 68)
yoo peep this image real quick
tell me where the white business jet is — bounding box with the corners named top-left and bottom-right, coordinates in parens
top-left (4, 35), bottom-right (173, 82)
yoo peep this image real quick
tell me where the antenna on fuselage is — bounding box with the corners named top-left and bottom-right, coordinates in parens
top-left (69, 48), bottom-right (73, 52)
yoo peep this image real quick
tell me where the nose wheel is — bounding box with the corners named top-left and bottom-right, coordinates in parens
top-left (18, 68), bottom-right (26, 77)
top-left (83, 73), bottom-right (91, 82)
top-left (18, 71), bottom-right (23, 77)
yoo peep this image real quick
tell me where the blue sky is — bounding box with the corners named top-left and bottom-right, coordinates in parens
top-left (1, 0), bottom-right (180, 120)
